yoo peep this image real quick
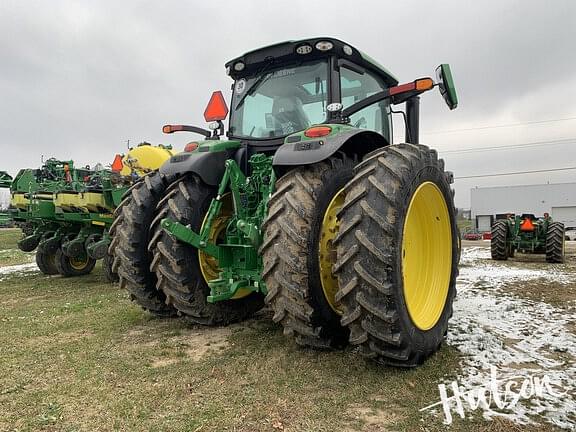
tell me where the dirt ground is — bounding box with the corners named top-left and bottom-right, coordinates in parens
top-left (0, 229), bottom-right (574, 431)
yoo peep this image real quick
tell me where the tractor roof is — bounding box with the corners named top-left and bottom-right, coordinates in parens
top-left (225, 37), bottom-right (399, 86)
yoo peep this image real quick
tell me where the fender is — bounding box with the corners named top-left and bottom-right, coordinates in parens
top-left (272, 127), bottom-right (389, 166)
top-left (159, 140), bottom-right (242, 185)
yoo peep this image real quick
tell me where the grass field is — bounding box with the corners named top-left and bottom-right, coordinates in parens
top-left (0, 229), bottom-right (572, 431)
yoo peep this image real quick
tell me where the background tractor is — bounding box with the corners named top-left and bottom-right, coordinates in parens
top-left (112, 37), bottom-right (460, 366)
top-left (491, 213), bottom-right (565, 263)
top-left (1, 143), bottom-right (174, 279)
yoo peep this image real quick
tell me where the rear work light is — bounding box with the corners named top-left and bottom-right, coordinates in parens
top-left (304, 125), bottom-right (332, 138)
top-left (296, 44), bottom-right (313, 55)
top-left (315, 41), bottom-right (334, 51)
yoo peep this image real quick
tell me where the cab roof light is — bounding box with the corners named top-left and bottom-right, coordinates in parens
top-left (304, 125), bottom-right (332, 138)
top-left (315, 41), bottom-right (334, 51)
top-left (204, 91), bottom-right (229, 122)
top-left (296, 44), bottom-right (313, 55)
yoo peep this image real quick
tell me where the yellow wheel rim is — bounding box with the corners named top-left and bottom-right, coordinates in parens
top-left (70, 256), bottom-right (89, 270)
top-left (198, 193), bottom-right (251, 300)
top-left (319, 188), bottom-right (346, 314)
top-left (402, 181), bottom-right (452, 331)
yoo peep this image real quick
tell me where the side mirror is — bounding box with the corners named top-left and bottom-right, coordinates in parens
top-left (435, 64), bottom-right (458, 110)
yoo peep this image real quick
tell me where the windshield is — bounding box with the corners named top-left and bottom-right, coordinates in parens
top-left (229, 60), bottom-right (328, 139)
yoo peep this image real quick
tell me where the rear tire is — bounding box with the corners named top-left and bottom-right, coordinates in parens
top-left (261, 155), bottom-right (354, 349)
top-left (150, 175), bottom-right (264, 325)
top-left (546, 222), bottom-right (565, 263)
top-left (334, 144), bottom-right (458, 367)
top-left (491, 220), bottom-right (509, 260)
top-left (55, 249), bottom-right (96, 277)
top-left (35, 249), bottom-right (59, 275)
top-left (109, 172), bottom-right (177, 316)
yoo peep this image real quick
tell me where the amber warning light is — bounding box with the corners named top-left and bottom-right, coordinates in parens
top-left (204, 91), bottom-right (229, 122)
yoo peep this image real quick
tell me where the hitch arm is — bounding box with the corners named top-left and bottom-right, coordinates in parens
top-left (161, 218), bottom-right (220, 258)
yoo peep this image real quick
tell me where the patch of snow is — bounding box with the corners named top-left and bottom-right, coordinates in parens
top-left (445, 247), bottom-right (576, 429)
top-left (0, 262), bottom-right (38, 281)
top-left (460, 246), bottom-right (491, 265)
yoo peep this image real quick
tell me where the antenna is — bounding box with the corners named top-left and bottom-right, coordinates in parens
top-left (126, 139), bottom-right (130, 150)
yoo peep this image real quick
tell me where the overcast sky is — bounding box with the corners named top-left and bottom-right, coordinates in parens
top-left (1, 0), bottom-right (576, 207)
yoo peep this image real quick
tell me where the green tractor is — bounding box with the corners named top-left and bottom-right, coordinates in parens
top-left (491, 213), bottom-right (565, 263)
top-left (111, 38), bottom-right (460, 366)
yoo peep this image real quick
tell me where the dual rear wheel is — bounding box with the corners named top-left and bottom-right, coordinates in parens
top-left (263, 144), bottom-right (458, 366)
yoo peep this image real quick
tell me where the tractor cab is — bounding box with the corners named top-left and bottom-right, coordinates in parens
top-left (161, 37), bottom-right (457, 180)
top-left (225, 38), bottom-right (400, 146)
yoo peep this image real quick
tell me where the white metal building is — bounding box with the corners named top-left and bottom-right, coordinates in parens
top-left (470, 182), bottom-right (576, 231)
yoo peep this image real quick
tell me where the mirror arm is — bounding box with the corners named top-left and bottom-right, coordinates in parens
top-left (341, 89), bottom-right (391, 118)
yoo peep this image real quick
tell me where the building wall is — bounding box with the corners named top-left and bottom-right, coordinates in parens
top-left (470, 182), bottom-right (576, 228)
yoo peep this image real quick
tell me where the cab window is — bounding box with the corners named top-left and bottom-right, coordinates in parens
top-left (340, 66), bottom-right (391, 140)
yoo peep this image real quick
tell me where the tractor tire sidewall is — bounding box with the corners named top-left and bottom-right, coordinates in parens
top-left (307, 162), bottom-right (354, 340)
top-left (393, 164), bottom-right (458, 355)
top-left (152, 175), bottom-right (264, 324)
top-left (55, 248), bottom-right (96, 277)
top-left (35, 249), bottom-right (59, 275)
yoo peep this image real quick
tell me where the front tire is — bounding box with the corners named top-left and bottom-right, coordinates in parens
top-left (334, 144), bottom-right (458, 367)
top-left (546, 222), bottom-right (565, 263)
top-left (150, 175), bottom-right (264, 325)
top-left (261, 155), bottom-right (354, 349)
top-left (491, 220), bottom-right (509, 261)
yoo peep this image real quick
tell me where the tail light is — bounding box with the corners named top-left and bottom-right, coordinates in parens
top-left (304, 126), bottom-right (332, 138)
top-left (184, 142), bottom-right (199, 152)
